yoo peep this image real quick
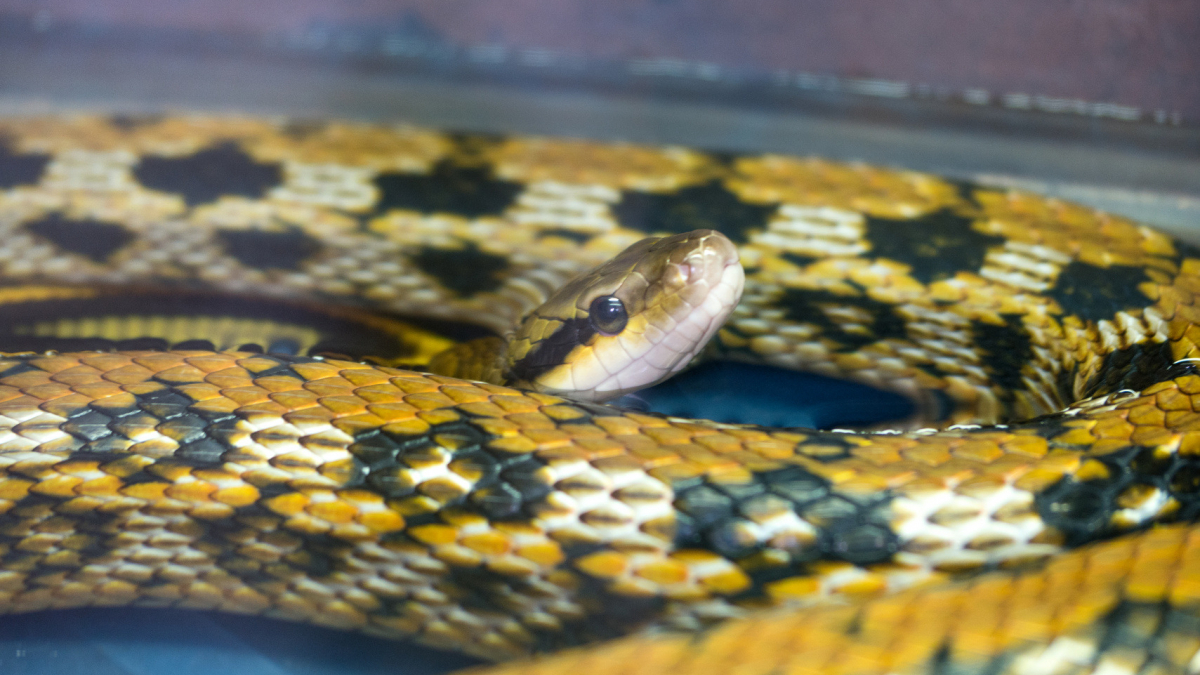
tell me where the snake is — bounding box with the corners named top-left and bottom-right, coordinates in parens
top-left (1, 114), bottom-right (1200, 675)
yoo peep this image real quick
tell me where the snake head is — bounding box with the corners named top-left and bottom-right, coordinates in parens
top-left (504, 229), bottom-right (744, 402)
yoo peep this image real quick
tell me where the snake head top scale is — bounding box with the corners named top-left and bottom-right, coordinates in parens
top-left (497, 229), bottom-right (744, 402)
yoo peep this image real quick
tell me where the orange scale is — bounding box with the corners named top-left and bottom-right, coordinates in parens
top-left (461, 532), bottom-right (512, 556)
top-left (338, 368), bottom-right (392, 387)
top-left (217, 386), bottom-right (271, 406)
top-left (317, 457), bottom-right (363, 485)
top-left (163, 480), bottom-right (218, 503)
top-left (408, 523), bottom-right (460, 546)
top-left (36, 392), bottom-right (95, 418)
top-left (173, 382), bottom-right (224, 402)
top-left (235, 356), bottom-right (292, 373)
top-left (312, 393), bottom-right (367, 415)
top-left (27, 355), bottom-right (86, 374)
top-left (417, 409), bottom-right (460, 426)
top-left (1170, 412), bottom-right (1200, 432)
top-left (73, 353), bottom-right (132, 372)
top-left (254, 375), bottom-right (308, 393)
top-left (541, 405), bottom-right (587, 422)
top-left (153, 364), bottom-right (208, 384)
top-left (440, 385), bottom-right (492, 405)
top-left (490, 394), bottom-right (542, 414)
top-left (590, 453), bottom-right (650, 475)
top-left (130, 353), bottom-right (188, 371)
top-left (377, 418), bottom-right (432, 437)
top-left (387, 377), bottom-right (441, 395)
top-left (591, 416), bottom-right (642, 437)
top-left (647, 461), bottom-right (704, 485)
top-left (284, 410), bottom-right (338, 433)
top-left (0, 371), bottom-right (51, 392)
top-left (455, 401), bottom-right (506, 418)
top-left (187, 502), bottom-right (237, 520)
top-left (402, 391), bottom-right (457, 411)
top-left (75, 474), bottom-right (125, 498)
top-left (238, 400), bottom-right (291, 416)
top-left (521, 427), bottom-right (574, 446)
top-left (47, 367), bottom-right (103, 387)
top-left (571, 436), bottom-right (627, 457)
top-left (181, 354), bottom-right (239, 373)
top-left (364, 401), bottom-right (420, 420)
top-left (264, 492), bottom-right (310, 517)
top-left (289, 362), bottom-right (345, 381)
top-left (22, 382), bottom-right (73, 402)
top-left (692, 434), bottom-right (744, 455)
top-left (673, 444), bottom-right (734, 467)
top-left (1130, 425), bottom-right (1176, 446)
top-left (283, 514), bottom-right (334, 536)
top-left (271, 390), bottom-right (323, 410)
top-left (352, 384), bottom-right (410, 398)
top-left (505, 413), bottom-right (559, 431)
top-left (121, 382), bottom-right (169, 399)
top-left (27, 474), bottom-right (83, 499)
top-left (357, 510), bottom-right (406, 534)
top-left (328, 522), bottom-right (375, 542)
top-left (213, 485), bottom-right (260, 508)
top-left (304, 382), bottom-right (360, 398)
top-left (306, 499), bottom-right (360, 524)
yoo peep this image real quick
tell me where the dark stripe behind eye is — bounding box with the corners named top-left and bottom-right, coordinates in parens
top-left (508, 317), bottom-right (595, 382)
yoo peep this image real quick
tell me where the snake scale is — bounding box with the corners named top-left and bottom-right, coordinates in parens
top-left (1, 114), bottom-right (1200, 675)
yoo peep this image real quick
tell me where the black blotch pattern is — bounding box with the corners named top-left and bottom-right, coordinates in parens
top-left (777, 287), bottom-right (907, 352)
top-left (899, 601), bottom-right (1200, 675)
top-left (57, 386), bottom-right (239, 469)
top-left (970, 314), bottom-right (1034, 393)
top-left (0, 144), bottom-right (50, 188)
top-left (536, 228), bottom-right (593, 245)
top-left (508, 317), bottom-right (595, 382)
top-left (409, 242), bottom-right (511, 296)
top-left (280, 120), bottom-right (326, 138)
top-left (1174, 238), bottom-right (1200, 266)
top-left (109, 114), bottom-right (164, 130)
top-left (351, 419), bottom-right (560, 522)
top-left (0, 360), bottom-right (43, 379)
top-left (1077, 340), bottom-right (1176, 401)
top-left (24, 213), bottom-right (136, 262)
top-left (611, 180), bottom-right (776, 245)
top-left (374, 160), bottom-right (522, 217)
top-left (780, 252), bottom-right (818, 268)
top-left (1046, 260), bottom-right (1155, 323)
top-left (864, 209), bottom-right (1004, 285)
top-left (1033, 423), bottom-right (1200, 545)
top-left (672, 463), bottom-right (896, 574)
top-left (134, 143), bottom-right (282, 206)
top-left (217, 228), bottom-right (321, 270)
top-left (943, 178), bottom-right (984, 207)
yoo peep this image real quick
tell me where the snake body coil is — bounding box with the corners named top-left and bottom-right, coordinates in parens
top-left (1, 115), bottom-right (1199, 675)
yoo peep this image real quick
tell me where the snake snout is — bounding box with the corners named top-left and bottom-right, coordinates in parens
top-left (660, 229), bottom-right (741, 293)
top-left (674, 229), bottom-right (741, 288)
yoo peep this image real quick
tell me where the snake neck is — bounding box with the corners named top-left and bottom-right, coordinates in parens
top-left (426, 335), bottom-right (511, 385)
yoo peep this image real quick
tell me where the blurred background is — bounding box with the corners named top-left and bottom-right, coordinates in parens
top-left (1, 0), bottom-right (1198, 235)
top-left (0, 1), bottom-right (1197, 674)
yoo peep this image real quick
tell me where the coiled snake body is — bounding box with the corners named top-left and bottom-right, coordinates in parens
top-left (1, 115), bottom-right (1199, 675)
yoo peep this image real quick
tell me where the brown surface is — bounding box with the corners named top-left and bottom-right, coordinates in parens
top-left (3, 0), bottom-right (1198, 120)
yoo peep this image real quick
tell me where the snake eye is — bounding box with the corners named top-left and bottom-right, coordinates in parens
top-left (588, 295), bottom-right (628, 335)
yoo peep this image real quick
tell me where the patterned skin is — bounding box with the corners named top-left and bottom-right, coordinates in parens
top-left (0, 115), bottom-right (1198, 674)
